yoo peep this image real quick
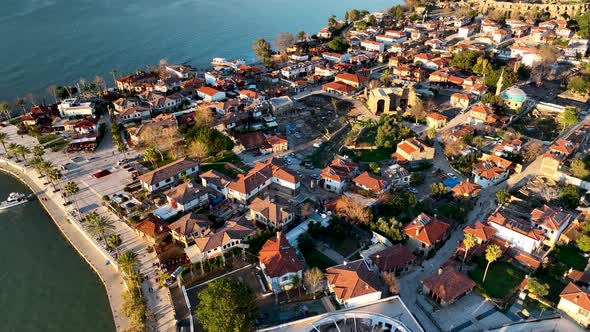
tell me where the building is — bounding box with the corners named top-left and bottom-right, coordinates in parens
top-left (259, 232), bottom-right (305, 292)
top-left (322, 52), bottom-right (351, 63)
top-left (472, 155), bottom-right (512, 188)
top-left (117, 106), bottom-right (151, 124)
top-left (383, 164), bottom-right (411, 188)
top-left (360, 40), bottom-right (385, 53)
top-left (132, 215), bottom-right (169, 244)
top-left (320, 157), bottom-right (359, 193)
top-left (168, 212), bottom-right (213, 247)
top-left (352, 171), bottom-right (390, 194)
top-left (200, 169), bottom-right (231, 196)
top-left (425, 112), bottom-right (447, 129)
top-left (368, 244), bottom-right (416, 275)
top-left (334, 73), bottom-right (369, 89)
top-left (164, 181), bottom-right (209, 213)
top-left (450, 93), bottom-right (470, 109)
top-left (196, 86), bottom-right (226, 102)
top-left (367, 87), bottom-right (409, 114)
top-left (487, 212), bottom-right (544, 255)
top-left (325, 260), bottom-right (383, 308)
top-left (558, 283), bottom-right (590, 328)
top-left (451, 180), bottom-right (481, 198)
top-left (421, 267), bottom-right (476, 306)
top-left (165, 64), bottom-right (195, 79)
top-left (530, 205), bottom-right (572, 246)
top-left (185, 220), bottom-right (256, 263)
top-left (540, 138), bottom-right (579, 177)
top-left (57, 98), bottom-right (95, 118)
top-left (403, 213), bottom-right (450, 256)
top-left (138, 157), bottom-right (199, 192)
top-left (468, 104), bottom-right (497, 125)
top-left (269, 96), bottom-right (294, 115)
top-left (392, 138), bottom-right (435, 164)
top-left (248, 197), bottom-right (293, 229)
top-left (226, 158), bottom-right (299, 203)
top-left (501, 87), bottom-right (527, 111)
top-left (260, 135), bottom-right (288, 154)
top-left (127, 113), bottom-right (178, 146)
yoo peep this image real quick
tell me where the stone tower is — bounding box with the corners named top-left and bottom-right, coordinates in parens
top-left (495, 68), bottom-right (505, 96)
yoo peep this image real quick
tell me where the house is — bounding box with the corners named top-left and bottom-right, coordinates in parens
top-left (322, 52), bottom-right (351, 63)
top-left (169, 212), bottom-right (213, 247)
top-left (450, 93), bottom-right (470, 109)
top-left (334, 73), bottom-right (369, 89)
top-left (154, 77), bottom-right (181, 93)
top-left (248, 197), bottom-right (293, 229)
top-left (352, 172), bottom-right (390, 194)
top-left (196, 86), bottom-right (226, 102)
top-left (226, 158), bottom-right (300, 203)
top-left (392, 138), bottom-right (435, 164)
top-left (558, 283), bottom-right (590, 328)
top-left (421, 267), bottom-right (476, 306)
top-left (113, 97), bottom-right (141, 112)
top-left (280, 61), bottom-right (314, 80)
top-left (360, 40), bottom-right (385, 53)
top-left (320, 157), bottom-right (359, 193)
top-left (510, 45), bottom-right (541, 67)
top-left (200, 169), bottom-right (231, 196)
top-left (472, 155), bottom-right (513, 188)
top-left (127, 113), bottom-right (178, 146)
top-left (259, 232), bottom-right (305, 292)
top-left (566, 269), bottom-right (590, 288)
top-left (116, 72), bottom-right (156, 91)
top-left (469, 104), bottom-right (495, 124)
top-left (325, 260), bottom-right (383, 308)
top-left (322, 81), bottom-right (356, 96)
top-left (565, 39), bottom-right (590, 58)
top-left (239, 89), bottom-right (265, 102)
top-left (487, 212), bottom-right (544, 255)
top-left (185, 220), bottom-right (256, 263)
top-left (530, 27), bottom-right (549, 43)
top-left (492, 28), bottom-right (510, 43)
top-left (383, 164), bottom-right (411, 188)
top-left (165, 64), bottom-right (195, 79)
top-left (147, 93), bottom-right (183, 112)
top-left (164, 181), bottom-right (209, 213)
top-left (368, 244), bottom-right (416, 275)
top-left (57, 98), bottom-right (95, 118)
top-left (117, 106), bottom-right (151, 124)
top-left (451, 180), bottom-right (481, 198)
top-left (404, 213), bottom-right (450, 256)
top-left (260, 135), bottom-right (288, 154)
top-left (138, 157), bottom-right (199, 192)
top-left (425, 112), bottom-right (447, 129)
top-left (530, 205), bottom-right (573, 246)
top-left (269, 96), bottom-right (294, 115)
top-left (132, 215), bottom-right (169, 244)
top-left (458, 24), bottom-right (477, 39)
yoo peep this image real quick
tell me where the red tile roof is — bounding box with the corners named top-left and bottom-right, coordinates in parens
top-left (133, 215), bottom-right (169, 239)
top-left (421, 266), bottom-right (476, 303)
top-left (248, 197), bottom-right (291, 224)
top-left (403, 213), bottom-right (450, 246)
top-left (530, 205), bottom-right (572, 231)
top-left (197, 86), bottom-right (221, 97)
top-left (464, 221), bottom-right (496, 242)
top-left (322, 81), bottom-right (356, 94)
top-left (353, 171), bottom-right (389, 193)
top-left (452, 180), bottom-right (482, 197)
top-left (325, 260), bottom-right (382, 301)
top-left (560, 282), bottom-right (590, 311)
top-left (370, 244), bottom-right (416, 271)
top-left (227, 158), bottom-right (298, 195)
top-left (259, 233), bottom-right (304, 278)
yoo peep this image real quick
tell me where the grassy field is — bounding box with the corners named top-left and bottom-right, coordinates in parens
top-left (343, 147), bottom-right (395, 163)
top-left (470, 260), bottom-right (526, 299)
top-left (301, 247), bottom-right (336, 272)
top-left (552, 245), bottom-right (587, 271)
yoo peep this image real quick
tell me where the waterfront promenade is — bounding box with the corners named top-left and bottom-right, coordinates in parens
top-left (0, 121), bottom-right (176, 332)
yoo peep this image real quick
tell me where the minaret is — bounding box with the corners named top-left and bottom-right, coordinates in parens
top-left (495, 68), bottom-right (505, 96)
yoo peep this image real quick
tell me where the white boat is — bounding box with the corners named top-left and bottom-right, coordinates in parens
top-left (211, 57), bottom-right (228, 67)
top-left (0, 192), bottom-right (29, 210)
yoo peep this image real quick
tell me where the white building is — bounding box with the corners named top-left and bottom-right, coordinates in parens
top-left (325, 260), bottom-right (383, 308)
top-left (58, 98), bottom-right (95, 118)
top-left (138, 158), bottom-right (199, 192)
top-left (487, 212), bottom-right (544, 254)
top-left (360, 40), bottom-right (385, 53)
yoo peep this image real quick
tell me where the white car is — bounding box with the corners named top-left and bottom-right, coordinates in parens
top-left (313, 141), bottom-right (323, 148)
top-left (447, 172), bottom-right (457, 179)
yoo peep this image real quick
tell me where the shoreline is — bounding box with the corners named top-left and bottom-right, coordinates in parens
top-left (0, 161), bottom-right (128, 331)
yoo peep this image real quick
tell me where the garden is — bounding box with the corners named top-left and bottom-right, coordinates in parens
top-left (469, 257), bottom-right (526, 299)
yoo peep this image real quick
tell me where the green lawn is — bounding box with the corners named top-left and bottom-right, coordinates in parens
top-left (344, 147), bottom-right (394, 163)
top-left (47, 138), bottom-right (69, 151)
top-left (470, 260), bottom-right (526, 299)
top-left (38, 133), bottom-right (60, 144)
top-left (533, 272), bottom-right (567, 303)
top-left (552, 245), bottom-right (587, 271)
top-left (301, 247), bottom-right (336, 272)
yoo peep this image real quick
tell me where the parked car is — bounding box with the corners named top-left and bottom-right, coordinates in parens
top-left (408, 187), bottom-right (418, 194)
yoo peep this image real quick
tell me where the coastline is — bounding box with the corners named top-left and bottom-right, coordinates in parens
top-left (0, 160), bottom-right (128, 331)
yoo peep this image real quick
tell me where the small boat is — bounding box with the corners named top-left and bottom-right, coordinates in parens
top-left (211, 57), bottom-right (228, 67)
top-left (0, 192), bottom-right (29, 210)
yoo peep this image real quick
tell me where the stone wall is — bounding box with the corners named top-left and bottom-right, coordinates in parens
top-left (479, 0), bottom-right (590, 18)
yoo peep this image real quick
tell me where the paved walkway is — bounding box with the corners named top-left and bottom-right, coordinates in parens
top-left (0, 121), bottom-right (177, 331)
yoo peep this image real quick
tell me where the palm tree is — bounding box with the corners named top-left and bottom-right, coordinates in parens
top-left (117, 250), bottom-right (139, 275)
top-left (143, 146), bottom-right (159, 169)
top-left (461, 232), bottom-right (478, 270)
top-left (106, 234), bottom-right (122, 255)
top-left (127, 269), bottom-right (143, 289)
top-left (7, 143), bottom-right (19, 161)
top-left (156, 270), bottom-right (171, 288)
top-left (85, 211), bottom-right (115, 245)
top-left (38, 160), bottom-right (53, 184)
top-left (0, 102), bottom-right (11, 121)
top-left (483, 244), bottom-right (502, 283)
top-left (15, 98), bottom-right (26, 115)
top-left (64, 181), bottom-right (80, 210)
top-left (0, 132), bottom-right (8, 154)
top-left (32, 145), bottom-right (45, 158)
top-left (15, 144), bottom-right (30, 164)
top-left (46, 167), bottom-right (62, 192)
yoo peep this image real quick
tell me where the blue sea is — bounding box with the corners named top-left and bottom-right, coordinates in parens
top-left (0, 0), bottom-right (399, 103)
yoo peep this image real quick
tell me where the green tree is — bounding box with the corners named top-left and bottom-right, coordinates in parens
top-left (526, 278), bottom-right (550, 298)
top-left (347, 9), bottom-right (360, 22)
top-left (7, 143), bottom-right (19, 161)
top-left (85, 211), bottom-right (115, 245)
top-left (64, 181), bottom-right (80, 210)
top-left (117, 250), bottom-right (140, 275)
top-left (328, 14), bottom-right (337, 27)
top-left (0, 132), bottom-right (7, 154)
top-left (560, 184), bottom-right (581, 209)
top-left (576, 234), bottom-right (590, 252)
top-left (485, 67), bottom-right (517, 89)
top-left (371, 217), bottom-right (405, 241)
top-left (483, 244), bottom-right (502, 282)
top-left (430, 182), bottom-right (447, 196)
top-left (389, 5), bottom-right (404, 19)
top-left (380, 69), bottom-right (393, 86)
top-left (567, 76), bottom-right (590, 94)
top-left (328, 37), bottom-right (349, 52)
top-left (472, 57), bottom-right (492, 75)
top-left (559, 107), bottom-right (579, 131)
top-left (15, 97), bottom-right (27, 115)
top-left (32, 145), bottom-right (45, 158)
top-left (450, 50), bottom-right (478, 71)
top-left (462, 232), bottom-right (478, 266)
top-left (0, 102), bottom-right (11, 121)
top-left (46, 167), bottom-right (62, 192)
top-left (496, 189), bottom-right (510, 205)
top-left (481, 93), bottom-right (504, 107)
top-left (143, 146), bottom-right (159, 169)
top-left (185, 126), bottom-right (234, 156)
top-left (572, 158), bottom-right (590, 180)
top-left (252, 38), bottom-right (272, 64)
top-left (107, 233), bottom-right (122, 254)
top-left (156, 270), bottom-right (171, 288)
top-left (15, 144), bottom-right (30, 164)
top-left (574, 11), bottom-right (590, 38)
top-left (410, 173), bottom-right (424, 186)
top-left (195, 278), bottom-right (256, 332)
top-left (297, 31), bottom-right (307, 41)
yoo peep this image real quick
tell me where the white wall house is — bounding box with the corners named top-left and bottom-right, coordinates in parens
top-left (473, 169), bottom-right (510, 188)
top-left (138, 158), bottom-right (199, 192)
top-left (488, 220), bottom-right (542, 254)
top-left (58, 98), bottom-right (95, 118)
